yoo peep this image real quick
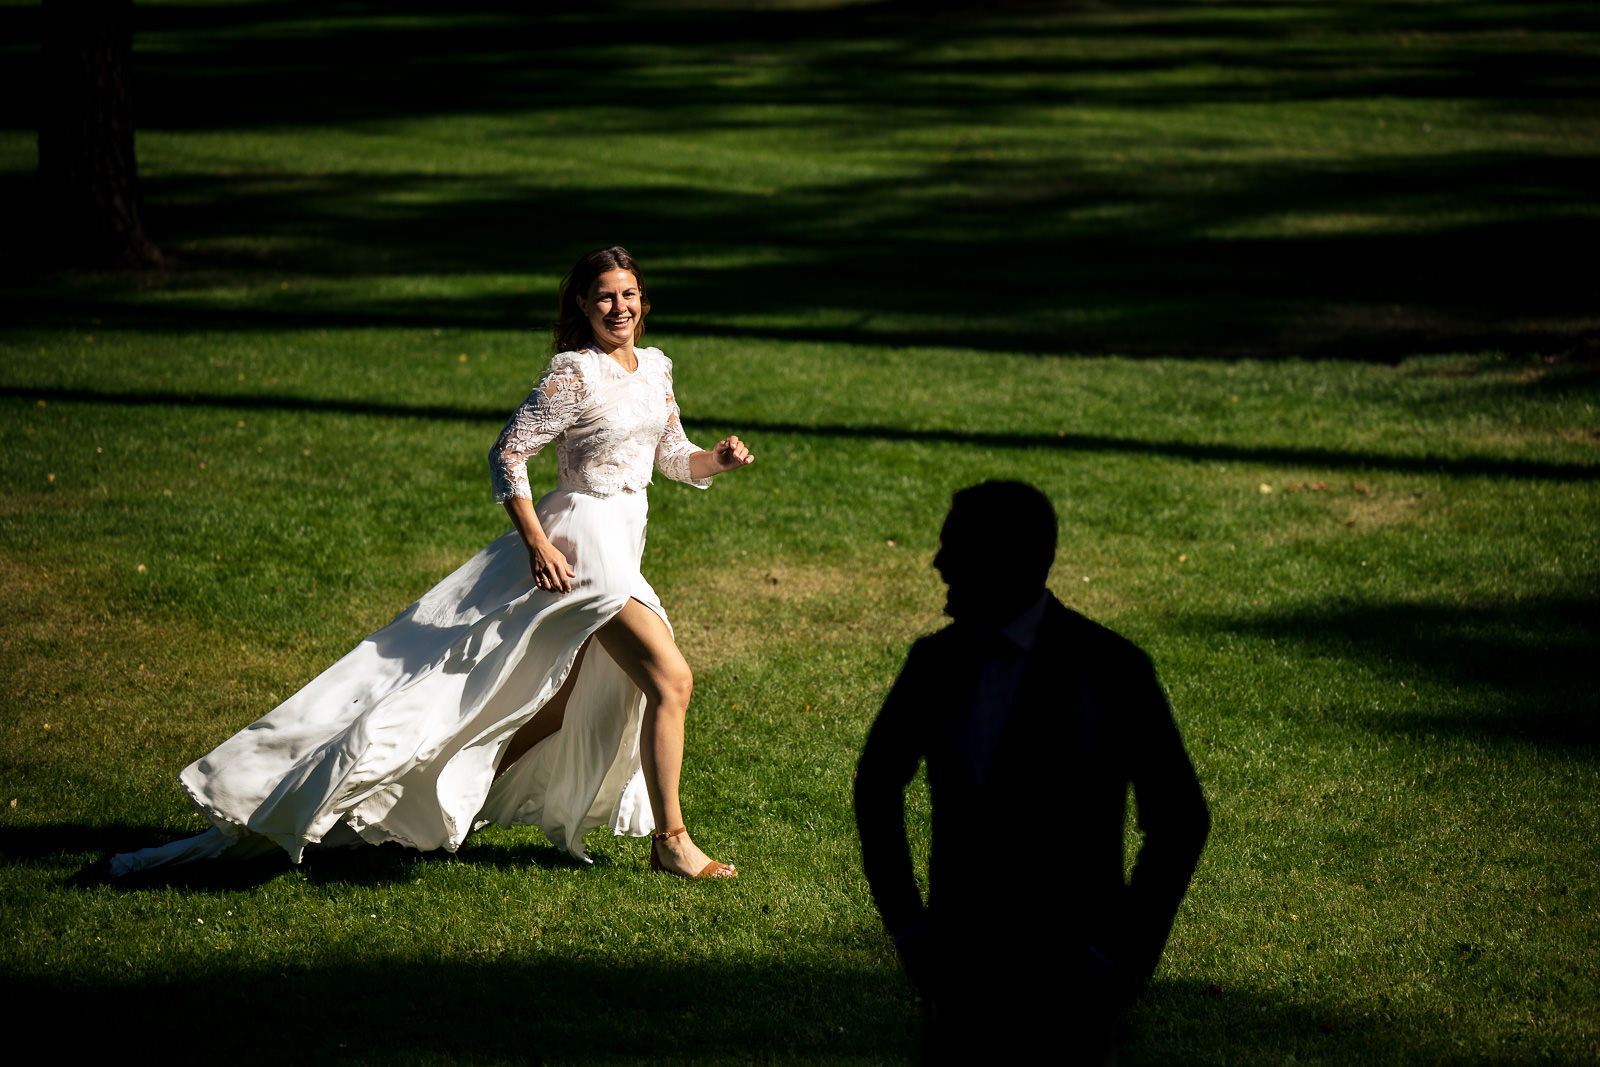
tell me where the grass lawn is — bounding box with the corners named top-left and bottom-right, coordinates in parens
top-left (2, 1), bottom-right (1598, 1063)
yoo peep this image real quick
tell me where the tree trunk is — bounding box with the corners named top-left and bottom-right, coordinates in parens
top-left (37, 0), bottom-right (161, 268)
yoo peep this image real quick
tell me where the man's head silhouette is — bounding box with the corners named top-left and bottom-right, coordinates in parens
top-left (932, 480), bottom-right (1057, 629)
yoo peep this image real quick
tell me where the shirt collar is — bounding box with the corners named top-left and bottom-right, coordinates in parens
top-left (1000, 591), bottom-right (1050, 653)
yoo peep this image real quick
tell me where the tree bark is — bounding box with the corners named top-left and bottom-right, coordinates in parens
top-left (37, 0), bottom-right (161, 268)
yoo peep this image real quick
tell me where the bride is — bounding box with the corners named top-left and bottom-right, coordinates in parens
top-left (112, 246), bottom-right (751, 880)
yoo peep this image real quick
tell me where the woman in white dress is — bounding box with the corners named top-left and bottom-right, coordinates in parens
top-left (111, 246), bottom-right (750, 880)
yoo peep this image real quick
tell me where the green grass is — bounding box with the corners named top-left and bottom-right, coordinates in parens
top-left (3, 1), bottom-right (1599, 1063)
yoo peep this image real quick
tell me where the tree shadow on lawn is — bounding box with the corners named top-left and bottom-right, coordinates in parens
top-left (1188, 588), bottom-right (1600, 754)
top-left (7, 161), bottom-right (1593, 362)
top-left (1, 954), bottom-right (921, 1064)
top-left (0, 957), bottom-right (1481, 1065)
top-left (4, 0), bottom-right (1595, 128)
top-left (1127, 976), bottom-right (1558, 1067)
top-left (4, 0), bottom-right (1597, 360)
top-left (5, 382), bottom-right (1597, 483)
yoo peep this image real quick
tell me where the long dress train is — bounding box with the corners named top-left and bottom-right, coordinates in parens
top-left (111, 345), bottom-right (706, 876)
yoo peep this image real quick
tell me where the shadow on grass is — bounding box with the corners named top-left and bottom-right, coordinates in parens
top-left (4, 383), bottom-right (1595, 483)
top-left (6, 167), bottom-right (1594, 361)
top-left (4, 0), bottom-right (1596, 128)
top-left (0, 955), bottom-right (923, 1065)
top-left (0, 956), bottom-right (1490, 1065)
top-left (1126, 977), bottom-right (1548, 1066)
top-left (1188, 588), bottom-right (1600, 753)
top-left (0, 824), bottom-right (593, 893)
top-left (4, 0), bottom-right (1597, 359)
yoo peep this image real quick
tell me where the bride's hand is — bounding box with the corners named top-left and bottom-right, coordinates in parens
top-left (711, 435), bottom-right (754, 473)
top-left (528, 539), bottom-right (576, 594)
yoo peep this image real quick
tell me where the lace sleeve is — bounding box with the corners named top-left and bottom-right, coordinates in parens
top-left (489, 355), bottom-right (590, 502)
top-left (655, 371), bottom-right (712, 490)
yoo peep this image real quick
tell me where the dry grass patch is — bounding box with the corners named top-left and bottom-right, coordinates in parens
top-left (1555, 426), bottom-right (1600, 445)
top-left (0, 550), bottom-right (334, 813)
top-left (1329, 483), bottom-right (1431, 533)
top-left (665, 548), bottom-right (1147, 676)
top-left (667, 554), bottom-right (945, 671)
top-left (394, 544), bottom-right (487, 598)
top-left (1241, 476), bottom-right (1433, 546)
top-left (0, 487), bottom-right (85, 520)
top-left (1469, 424), bottom-right (1600, 452)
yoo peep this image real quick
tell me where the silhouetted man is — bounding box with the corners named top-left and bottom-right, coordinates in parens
top-left (855, 481), bottom-right (1210, 1064)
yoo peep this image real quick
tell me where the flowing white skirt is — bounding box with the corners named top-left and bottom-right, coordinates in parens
top-left (111, 488), bottom-right (662, 876)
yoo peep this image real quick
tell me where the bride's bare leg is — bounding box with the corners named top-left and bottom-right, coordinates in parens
top-left (596, 597), bottom-right (735, 878)
top-left (494, 638), bottom-right (592, 780)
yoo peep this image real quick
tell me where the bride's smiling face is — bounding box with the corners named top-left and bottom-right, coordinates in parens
top-left (578, 270), bottom-right (643, 349)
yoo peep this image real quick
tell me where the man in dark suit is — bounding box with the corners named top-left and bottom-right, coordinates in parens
top-left (855, 481), bottom-right (1210, 1063)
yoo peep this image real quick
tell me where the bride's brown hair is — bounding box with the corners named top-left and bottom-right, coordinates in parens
top-left (552, 246), bottom-right (650, 353)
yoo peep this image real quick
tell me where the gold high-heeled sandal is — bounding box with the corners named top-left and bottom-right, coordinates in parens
top-left (649, 826), bottom-right (736, 879)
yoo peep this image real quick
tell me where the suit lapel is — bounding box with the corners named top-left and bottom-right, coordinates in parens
top-left (919, 627), bottom-right (984, 795)
top-left (980, 598), bottom-right (1094, 794)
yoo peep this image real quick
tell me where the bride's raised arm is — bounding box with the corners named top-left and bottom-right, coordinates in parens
top-left (689, 435), bottom-right (754, 480)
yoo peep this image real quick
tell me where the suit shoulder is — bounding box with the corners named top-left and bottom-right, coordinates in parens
top-left (1047, 599), bottom-right (1155, 668)
top-left (885, 626), bottom-right (964, 689)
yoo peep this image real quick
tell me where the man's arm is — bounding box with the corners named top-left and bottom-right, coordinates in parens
top-left (854, 647), bottom-right (933, 938)
top-left (1116, 650), bottom-right (1211, 982)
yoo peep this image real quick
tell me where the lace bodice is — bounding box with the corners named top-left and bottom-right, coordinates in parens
top-left (489, 346), bottom-right (710, 501)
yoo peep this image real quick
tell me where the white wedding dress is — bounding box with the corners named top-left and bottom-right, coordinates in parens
top-left (111, 346), bottom-right (710, 876)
